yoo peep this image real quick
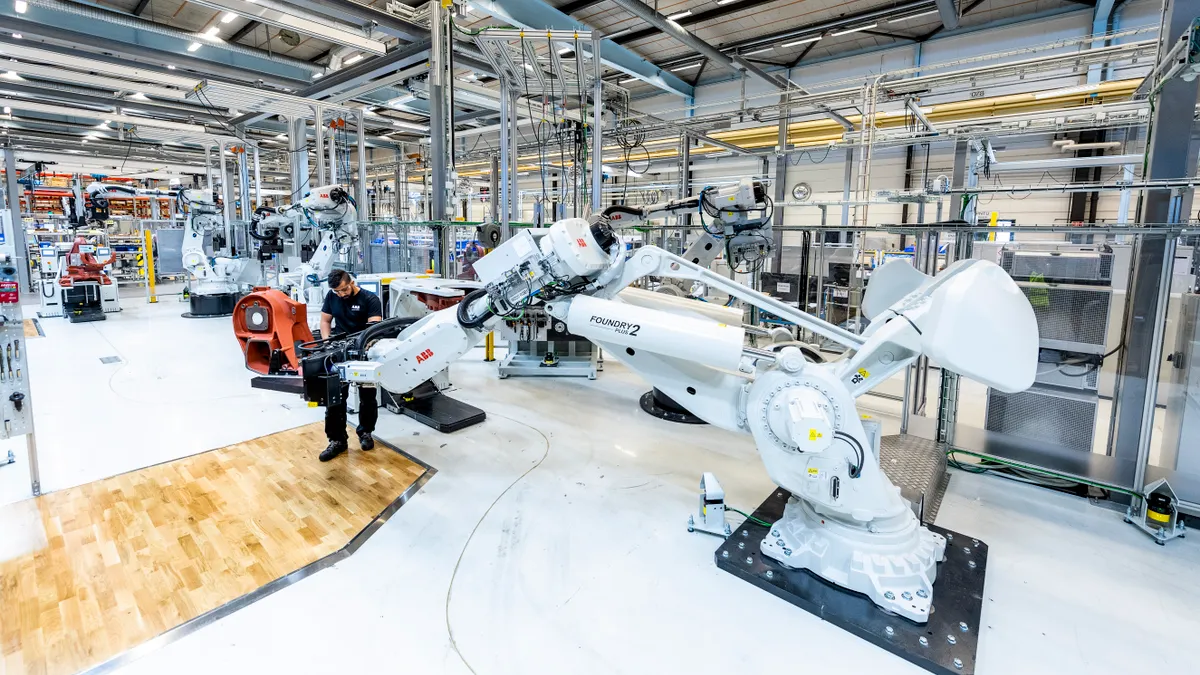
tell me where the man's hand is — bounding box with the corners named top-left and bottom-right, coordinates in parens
top-left (320, 312), bottom-right (334, 339)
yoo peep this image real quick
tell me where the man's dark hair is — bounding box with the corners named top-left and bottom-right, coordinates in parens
top-left (328, 269), bottom-right (352, 288)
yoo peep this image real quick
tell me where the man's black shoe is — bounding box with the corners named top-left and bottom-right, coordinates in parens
top-left (320, 440), bottom-right (349, 462)
top-left (359, 433), bottom-right (375, 451)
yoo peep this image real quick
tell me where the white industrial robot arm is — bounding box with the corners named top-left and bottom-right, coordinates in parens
top-left (179, 188), bottom-right (255, 295)
top-left (297, 184), bottom-right (359, 284)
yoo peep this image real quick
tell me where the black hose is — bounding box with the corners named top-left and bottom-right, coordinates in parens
top-left (457, 288), bottom-right (494, 329)
top-left (354, 316), bottom-right (418, 353)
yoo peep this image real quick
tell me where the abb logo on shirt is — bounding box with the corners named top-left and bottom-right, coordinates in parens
top-left (415, 348), bottom-right (434, 364)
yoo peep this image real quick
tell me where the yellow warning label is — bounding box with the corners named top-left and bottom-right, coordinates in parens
top-left (857, 368), bottom-right (870, 379)
top-left (807, 467), bottom-right (820, 476)
top-left (307, 401), bottom-right (318, 407)
top-left (808, 429), bottom-right (823, 441)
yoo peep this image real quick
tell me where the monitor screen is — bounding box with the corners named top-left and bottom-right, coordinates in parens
top-left (358, 280), bottom-right (381, 297)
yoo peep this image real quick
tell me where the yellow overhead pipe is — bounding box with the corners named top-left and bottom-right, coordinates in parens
top-left (441, 78), bottom-right (1141, 178)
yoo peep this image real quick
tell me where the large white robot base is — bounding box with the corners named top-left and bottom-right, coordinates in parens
top-left (324, 189), bottom-right (1037, 675)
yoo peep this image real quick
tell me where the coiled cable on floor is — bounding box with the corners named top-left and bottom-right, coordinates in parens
top-left (445, 411), bottom-right (551, 675)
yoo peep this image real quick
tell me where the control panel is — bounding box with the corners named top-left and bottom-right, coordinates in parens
top-left (0, 259), bottom-right (31, 439)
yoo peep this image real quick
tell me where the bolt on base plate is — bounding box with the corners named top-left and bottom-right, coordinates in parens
top-left (714, 489), bottom-right (986, 675)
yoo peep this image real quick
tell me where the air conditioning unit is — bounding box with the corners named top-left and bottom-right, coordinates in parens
top-left (1018, 282), bottom-right (1112, 355)
top-left (1001, 248), bottom-right (1114, 284)
top-left (985, 385), bottom-right (1098, 453)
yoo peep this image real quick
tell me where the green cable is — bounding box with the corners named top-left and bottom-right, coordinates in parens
top-left (946, 449), bottom-right (1144, 499)
top-left (726, 507), bottom-right (772, 529)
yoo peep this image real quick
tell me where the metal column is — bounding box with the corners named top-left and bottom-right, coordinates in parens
top-left (219, 141), bottom-right (233, 225)
top-left (772, 94), bottom-right (788, 269)
top-left (489, 155), bottom-right (500, 225)
top-left (509, 88), bottom-right (519, 222)
top-left (398, 145), bottom-right (408, 220)
top-left (314, 107), bottom-right (326, 187)
top-left (356, 109), bottom-right (368, 212)
top-left (252, 146), bottom-right (262, 211)
top-left (394, 149), bottom-right (403, 220)
top-left (591, 34), bottom-right (603, 211)
top-left (428, 0), bottom-right (454, 275)
top-left (3, 146), bottom-right (31, 292)
top-left (289, 116), bottom-right (309, 200)
top-left (205, 146), bottom-right (215, 191)
top-left (679, 136), bottom-right (691, 253)
top-left (328, 122), bottom-right (338, 185)
top-left (237, 147), bottom-right (251, 220)
top-left (1113, 0), bottom-right (1200, 504)
top-left (499, 78), bottom-right (512, 239)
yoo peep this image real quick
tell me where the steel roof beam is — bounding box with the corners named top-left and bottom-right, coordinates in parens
top-left (656, 0), bottom-right (937, 68)
top-left (227, 39), bottom-right (433, 128)
top-left (933, 0), bottom-right (960, 31)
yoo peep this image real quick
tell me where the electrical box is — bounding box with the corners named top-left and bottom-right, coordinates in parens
top-left (472, 229), bottom-right (540, 286)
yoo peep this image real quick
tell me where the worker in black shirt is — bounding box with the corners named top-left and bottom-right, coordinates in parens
top-left (319, 269), bottom-right (384, 461)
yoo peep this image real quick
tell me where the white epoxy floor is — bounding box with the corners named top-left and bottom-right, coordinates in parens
top-left (4, 293), bottom-right (1199, 675)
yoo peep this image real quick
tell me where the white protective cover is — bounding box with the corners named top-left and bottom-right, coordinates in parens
top-left (862, 259), bottom-right (927, 320)
top-left (918, 260), bottom-right (1039, 393)
top-left (542, 218), bottom-right (612, 278)
top-left (562, 295), bottom-right (745, 371)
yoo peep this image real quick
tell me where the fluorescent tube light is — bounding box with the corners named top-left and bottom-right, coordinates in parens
top-left (221, 12), bottom-right (237, 23)
top-left (831, 23), bottom-right (877, 36)
top-left (344, 54), bottom-right (363, 65)
top-left (1033, 83), bottom-right (1100, 100)
top-left (668, 11), bottom-right (691, 20)
top-left (781, 36), bottom-right (821, 47)
top-left (888, 10), bottom-right (939, 23)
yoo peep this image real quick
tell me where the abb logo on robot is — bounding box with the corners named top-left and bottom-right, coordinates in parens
top-left (416, 348), bottom-right (434, 364)
top-left (576, 238), bottom-right (588, 248)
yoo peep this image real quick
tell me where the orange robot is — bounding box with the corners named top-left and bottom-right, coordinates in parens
top-left (60, 236), bottom-right (115, 287)
top-left (232, 288), bottom-right (314, 375)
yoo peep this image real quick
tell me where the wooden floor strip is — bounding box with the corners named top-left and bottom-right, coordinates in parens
top-left (22, 319), bottom-right (42, 339)
top-left (0, 422), bottom-right (430, 675)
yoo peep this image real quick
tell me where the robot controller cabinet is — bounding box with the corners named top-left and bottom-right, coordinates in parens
top-left (0, 262), bottom-right (32, 438)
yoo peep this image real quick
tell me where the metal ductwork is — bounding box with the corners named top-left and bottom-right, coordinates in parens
top-left (19, 0), bottom-right (324, 74)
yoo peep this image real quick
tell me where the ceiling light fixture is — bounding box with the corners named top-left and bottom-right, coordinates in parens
top-left (11, 33), bottom-right (21, 39)
top-left (781, 36), bottom-right (821, 47)
top-left (741, 47), bottom-right (773, 56)
top-left (187, 42), bottom-right (202, 52)
top-left (203, 26), bottom-right (221, 40)
top-left (2, 106), bottom-right (8, 113)
top-left (888, 9), bottom-right (939, 23)
top-left (15, 1), bottom-right (27, 14)
top-left (668, 10), bottom-right (691, 20)
top-left (275, 133), bottom-right (287, 139)
top-left (832, 23), bottom-right (877, 36)
top-left (166, 64), bottom-right (176, 70)
top-left (220, 11), bottom-right (237, 23)
top-left (716, 0), bottom-right (742, 5)
top-left (620, 77), bottom-right (638, 84)
top-left (558, 48), bottom-right (571, 55)
top-left (312, 72), bottom-right (324, 79)
top-left (344, 54), bottom-right (363, 65)
top-left (671, 62), bottom-right (702, 71)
